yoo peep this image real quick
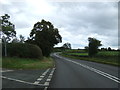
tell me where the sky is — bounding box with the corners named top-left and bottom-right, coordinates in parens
top-left (0, 0), bottom-right (119, 49)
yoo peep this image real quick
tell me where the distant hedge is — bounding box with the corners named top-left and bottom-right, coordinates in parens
top-left (2, 43), bottom-right (43, 59)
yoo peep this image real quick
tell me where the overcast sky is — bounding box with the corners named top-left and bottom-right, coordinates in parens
top-left (0, 0), bottom-right (118, 49)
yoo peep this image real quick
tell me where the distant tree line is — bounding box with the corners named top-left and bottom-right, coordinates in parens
top-left (100, 47), bottom-right (117, 51)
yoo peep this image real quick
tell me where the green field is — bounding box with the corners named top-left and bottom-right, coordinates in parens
top-left (97, 51), bottom-right (119, 57)
top-left (61, 50), bottom-right (119, 66)
top-left (68, 53), bottom-right (88, 56)
top-left (2, 57), bottom-right (54, 69)
top-left (64, 51), bottom-right (119, 57)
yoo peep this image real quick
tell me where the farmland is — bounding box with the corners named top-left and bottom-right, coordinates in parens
top-left (61, 49), bottom-right (120, 66)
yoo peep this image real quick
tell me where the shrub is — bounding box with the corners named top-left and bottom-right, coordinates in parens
top-left (2, 43), bottom-right (43, 59)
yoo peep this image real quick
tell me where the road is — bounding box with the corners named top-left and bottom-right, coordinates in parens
top-left (1, 53), bottom-right (120, 89)
top-left (50, 53), bottom-right (119, 88)
top-left (2, 68), bottom-right (55, 89)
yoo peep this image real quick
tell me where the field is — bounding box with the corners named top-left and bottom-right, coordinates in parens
top-left (96, 51), bottom-right (119, 57)
top-left (2, 57), bottom-right (54, 69)
top-left (61, 49), bottom-right (120, 66)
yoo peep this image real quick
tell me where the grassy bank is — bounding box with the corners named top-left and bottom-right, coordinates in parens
top-left (61, 50), bottom-right (120, 66)
top-left (0, 58), bottom-right (2, 68)
top-left (2, 57), bottom-right (54, 69)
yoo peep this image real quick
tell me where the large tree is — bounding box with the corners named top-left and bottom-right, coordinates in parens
top-left (26, 19), bottom-right (62, 56)
top-left (88, 37), bottom-right (102, 57)
top-left (1, 14), bottom-right (16, 42)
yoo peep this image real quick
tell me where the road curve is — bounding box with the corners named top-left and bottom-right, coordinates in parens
top-left (50, 53), bottom-right (119, 88)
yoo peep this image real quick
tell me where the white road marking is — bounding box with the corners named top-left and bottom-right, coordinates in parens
top-left (33, 67), bottom-right (56, 90)
top-left (33, 68), bottom-right (50, 84)
top-left (37, 78), bottom-right (42, 81)
top-left (48, 75), bottom-right (52, 79)
top-left (42, 69), bottom-right (50, 76)
top-left (40, 76), bottom-right (44, 78)
top-left (46, 79), bottom-right (51, 82)
top-left (33, 81), bottom-right (39, 84)
top-left (44, 87), bottom-right (48, 90)
top-left (44, 82), bottom-right (49, 85)
top-left (1, 76), bottom-right (48, 86)
top-left (1, 67), bottom-right (56, 89)
top-left (49, 74), bottom-right (53, 76)
top-left (44, 67), bottom-right (56, 89)
top-left (1, 70), bottom-right (14, 72)
top-left (55, 54), bottom-right (120, 83)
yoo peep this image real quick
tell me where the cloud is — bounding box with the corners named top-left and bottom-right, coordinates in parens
top-left (52, 2), bottom-right (118, 49)
top-left (1, 0), bottom-right (118, 49)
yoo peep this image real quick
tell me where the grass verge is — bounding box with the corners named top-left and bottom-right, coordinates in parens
top-left (61, 53), bottom-right (119, 67)
top-left (2, 57), bottom-right (54, 69)
top-left (0, 57), bottom-right (1, 68)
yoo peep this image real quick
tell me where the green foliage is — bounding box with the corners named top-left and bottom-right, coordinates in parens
top-left (108, 47), bottom-right (112, 51)
top-left (62, 43), bottom-right (71, 49)
top-left (88, 37), bottom-right (102, 57)
top-left (66, 53), bottom-right (88, 56)
top-left (11, 37), bottom-right (19, 43)
top-left (2, 57), bottom-right (54, 69)
top-left (96, 51), bottom-right (119, 57)
top-left (62, 50), bottom-right (119, 66)
top-left (11, 35), bottom-right (25, 43)
top-left (64, 49), bottom-right (86, 53)
top-left (1, 14), bottom-right (16, 41)
top-left (2, 43), bottom-right (43, 59)
top-left (62, 49), bottom-right (88, 57)
top-left (84, 46), bottom-right (89, 52)
top-left (26, 19), bottom-right (62, 57)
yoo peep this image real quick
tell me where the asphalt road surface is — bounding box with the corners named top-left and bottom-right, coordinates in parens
top-left (2, 68), bottom-right (55, 89)
top-left (1, 53), bottom-right (120, 89)
top-left (50, 53), bottom-right (119, 88)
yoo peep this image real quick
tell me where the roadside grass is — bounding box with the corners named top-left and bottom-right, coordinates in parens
top-left (66, 52), bottom-right (88, 56)
top-left (63, 51), bottom-right (119, 57)
top-left (96, 51), bottom-right (119, 57)
top-left (61, 50), bottom-right (120, 66)
top-left (64, 49), bottom-right (86, 53)
top-left (0, 57), bottom-right (2, 68)
top-left (2, 57), bottom-right (54, 69)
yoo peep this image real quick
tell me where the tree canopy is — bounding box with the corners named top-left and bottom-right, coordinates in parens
top-left (62, 43), bottom-right (71, 49)
top-left (1, 14), bottom-right (16, 41)
top-left (12, 35), bottom-right (25, 43)
top-left (88, 37), bottom-right (102, 57)
top-left (26, 19), bottom-right (62, 56)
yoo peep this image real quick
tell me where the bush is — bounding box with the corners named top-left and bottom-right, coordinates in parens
top-left (2, 43), bottom-right (43, 59)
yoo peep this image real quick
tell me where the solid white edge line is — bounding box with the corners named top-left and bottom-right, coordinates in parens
top-left (1, 76), bottom-right (48, 86)
top-left (55, 54), bottom-right (120, 83)
top-left (1, 70), bottom-right (14, 72)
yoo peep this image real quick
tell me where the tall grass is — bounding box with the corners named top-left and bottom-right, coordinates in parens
top-left (2, 57), bottom-right (54, 69)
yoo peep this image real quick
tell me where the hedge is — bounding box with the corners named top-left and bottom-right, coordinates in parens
top-left (2, 43), bottom-right (43, 59)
